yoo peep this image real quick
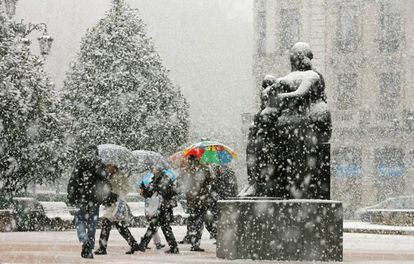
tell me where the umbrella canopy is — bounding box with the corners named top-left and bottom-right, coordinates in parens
top-left (98, 144), bottom-right (136, 173)
top-left (132, 150), bottom-right (170, 172)
top-left (182, 141), bottom-right (237, 164)
top-left (139, 169), bottom-right (177, 190)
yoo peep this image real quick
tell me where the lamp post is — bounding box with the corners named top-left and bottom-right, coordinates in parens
top-left (3, 0), bottom-right (18, 19)
top-left (38, 35), bottom-right (53, 56)
top-left (1, 0), bottom-right (54, 57)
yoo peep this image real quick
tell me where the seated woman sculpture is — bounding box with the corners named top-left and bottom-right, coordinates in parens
top-left (244, 42), bottom-right (331, 199)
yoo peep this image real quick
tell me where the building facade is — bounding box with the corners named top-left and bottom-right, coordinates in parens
top-left (250, 0), bottom-right (414, 216)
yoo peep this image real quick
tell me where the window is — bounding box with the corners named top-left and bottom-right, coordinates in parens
top-left (374, 147), bottom-right (405, 177)
top-left (336, 5), bottom-right (359, 52)
top-left (280, 8), bottom-right (299, 51)
top-left (378, 3), bottom-right (402, 52)
top-left (333, 147), bottom-right (362, 178)
top-left (336, 73), bottom-right (358, 110)
top-left (379, 72), bottom-right (401, 110)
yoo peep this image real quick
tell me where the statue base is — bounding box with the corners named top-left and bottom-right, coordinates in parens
top-left (216, 198), bottom-right (343, 261)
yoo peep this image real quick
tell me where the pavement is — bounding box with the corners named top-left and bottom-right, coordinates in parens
top-left (2, 225), bottom-right (414, 263)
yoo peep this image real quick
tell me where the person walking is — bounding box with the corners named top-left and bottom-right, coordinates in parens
top-left (205, 164), bottom-right (238, 239)
top-left (67, 145), bottom-right (111, 259)
top-left (130, 161), bottom-right (180, 254)
top-left (94, 165), bottom-right (140, 255)
top-left (136, 171), bottom-right (166, 250)
top-left (184, 155), bottom-right (215, 252)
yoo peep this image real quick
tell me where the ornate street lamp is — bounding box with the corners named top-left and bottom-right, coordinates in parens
top-left (10, 20), bottom-right (54, 56)
top-left (20, 37), bottom-right (30, 45)
top-left (38, 34), bottom-right (53, 56)
top-left (2, 1), bottom-right (53, 57)
top-left (3, 0), bottom-right (18, 19)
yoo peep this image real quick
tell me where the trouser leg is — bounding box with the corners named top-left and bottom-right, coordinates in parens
top-left (153, 229), bottom-right (161, 245)
top-left (86, 205), bottom-right (99, 250)
top-left (75, 205), bottom-right (98, 246)
top-left (204, 210), bottom-right (213, 236)
top-left (208, 202), bottom-right (218, 239)
top-left (182, 206), bottom-right (193, 242)
top-left (98, 218), bottom-right (112, 249)
top-left (187, 208), bottom-right (196, 245)
top-left (189, 206), bottom-right (206, 248)
top-left (159, 208), bottom-right (177, 248)
top-left (160, 224), bottom-right (177, 248)
top-left (75, 206), bottom-right (88, 244)
top-left (139, 217), bottom-right (158, 248)
top-left (114, 221), bottom-right (138, 247)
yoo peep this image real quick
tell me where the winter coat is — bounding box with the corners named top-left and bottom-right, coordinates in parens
top-left (67, 158), bottom-right (110, 206)
top-left (211, 165), bottom-right (238, 200)
top-left (140, 169), bottom-right (178, 209)
top-left (185, 165), bottom-right (214, 209)
top-left (103, 171), bottom-right (131, 222)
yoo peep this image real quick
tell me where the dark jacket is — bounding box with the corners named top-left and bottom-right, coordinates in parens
top-left (67, 158), bottom-right (111, 206)
top-left (211, 165), bottom-right (238, 200)
top-left (140, 170), bottom-right (178, 209)
top-left (186, 166), bottom-right (214, 208)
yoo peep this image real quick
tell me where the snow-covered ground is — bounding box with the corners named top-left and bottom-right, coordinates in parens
top-left (344, 220), bottom-right (414, 235)
top-left (2, 226), bottom-right (414, 263)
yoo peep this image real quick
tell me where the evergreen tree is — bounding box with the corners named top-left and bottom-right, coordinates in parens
top-left (62, 0), bottom-right (189, 157)
top-left (0, 21), bottom-right (65, 195)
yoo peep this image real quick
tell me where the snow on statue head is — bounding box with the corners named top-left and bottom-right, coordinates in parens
top-left (289, 42), bottom-right (313, 71)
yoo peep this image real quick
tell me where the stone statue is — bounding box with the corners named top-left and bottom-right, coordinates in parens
top-left (244, 42), bottom-right (331, 199)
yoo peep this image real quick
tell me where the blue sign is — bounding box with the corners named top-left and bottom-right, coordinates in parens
top-left (377, 165), bottom-right (406, 177)
top-left (335, 164), bottom-right (362, 177)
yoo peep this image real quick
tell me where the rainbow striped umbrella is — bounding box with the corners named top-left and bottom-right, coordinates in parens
top-left (182, 141), bottom-right (237, 164)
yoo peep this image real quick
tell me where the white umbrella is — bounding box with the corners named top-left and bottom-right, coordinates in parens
top-left (132, 150), bottom-right (170, 172)
top-left (98, 144), bottom-right (136, 173)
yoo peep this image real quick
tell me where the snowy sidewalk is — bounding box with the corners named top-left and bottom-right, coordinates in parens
top-left (344, 220), bottom-right (414, 235)
top-left (2, 226), bottom-right (414, 263)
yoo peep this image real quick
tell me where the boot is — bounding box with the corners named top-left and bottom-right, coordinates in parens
top-left (94, 247), bottom-right (107, 255)
top-left (178, 235), bottom-right (190, 244)
top-left (96, 218), bottom-right (111, 255)
top-left (125, 242), bottom-right (145, 254)
top-left (81, 242), bottom-right (94, 259)
top-left (156, 243), bottom-right (165, 250)
top-left (190, 246), bottom-right (205, 252)
top-left (165, 247), bottom-right (179, 254)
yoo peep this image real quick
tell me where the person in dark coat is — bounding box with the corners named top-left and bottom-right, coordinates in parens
top-left (129, 162), bottom-right (180, 254)
top-left (67, 145), bottom-right (112, 259)
top-left (205, 164), bottom-right (238, 239)
top-left (183, 155), bottom-right (215, 252)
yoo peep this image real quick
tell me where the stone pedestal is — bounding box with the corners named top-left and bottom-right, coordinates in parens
top-left (216, 198), bottom-right (343, 261)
